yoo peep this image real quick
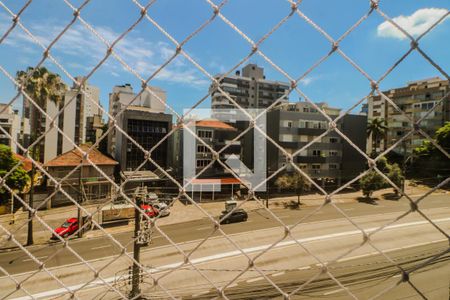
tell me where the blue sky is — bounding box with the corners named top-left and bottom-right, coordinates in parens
top-left (0, 0), bottom-right (448, 117)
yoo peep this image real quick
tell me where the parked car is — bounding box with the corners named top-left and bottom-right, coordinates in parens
top-left (219, 209), bottom-right (248, 224)
top-left (51, 218), bottom-right (79, 239)
top-left (140, 204), bottom-right (159, 218)
top-left (153, 202), bottom-right (170, 217)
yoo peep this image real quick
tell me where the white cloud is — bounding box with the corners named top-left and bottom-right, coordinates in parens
top-left (0, 14), bottom-right (208, 87)
top-left (299, 75), bottom-right (319, 86)
top-left (377, 8), bottom-right (449, 40)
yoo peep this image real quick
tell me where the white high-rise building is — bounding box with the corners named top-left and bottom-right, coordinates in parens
top-left (22, 76), bottom-right (103, 162)
top-left (0, 103), bottom-right (21, 153)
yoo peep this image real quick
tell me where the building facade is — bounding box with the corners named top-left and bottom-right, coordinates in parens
top-left (107, 84), bottom-right (172, 171)
top-left (267, 102), bottom-right (367, 186)
top-left (21, 77), bottom-right (103, 162)
top-left (44, 144), bottom-right (118, 207)
top-left (210, 64), bottom-right (290, 122)
top-left (368, 77), bottom-right (450, 154)
top-left (0, 104), bottom-right (21, 152)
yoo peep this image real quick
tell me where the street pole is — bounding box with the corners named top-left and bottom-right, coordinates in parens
top-left (26, 162), bottom-right (34, 246)
top-left (77, 165), bottom-right (83, 238)
top-left (130, 191), bottom-right (142, 298)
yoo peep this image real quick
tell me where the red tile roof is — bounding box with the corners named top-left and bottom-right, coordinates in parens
top-left (13, 153), bottom-right (33, 172)
top-left (196, 119), bottom-right (236, 131)
top-left (190, 177), bottom-right (243, 185)
top-left (44, 144), bottom-right (118, 167)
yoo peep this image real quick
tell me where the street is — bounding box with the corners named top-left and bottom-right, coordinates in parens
top-left (0, 195), bottom-right (448, 299)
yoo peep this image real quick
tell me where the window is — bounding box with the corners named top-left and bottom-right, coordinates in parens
top-left (329, 150), bottom-right (338, 156)
top-left (312, 150), bottom-right (321, 156)
top-left (299, 135), bottom-right (308, 142)
top-left (280, 134), bottom-right (294, 142)
top-left (298, 121), bottom-right (305, 128)
top-left (329, 137), bottom-right (338, 143)
top-left (311, 164), bottom-right (321, 170)
top-left (298, 164), bottom-right (307, 169)
top-left (197, 145), bottom-right (209, 153)
top-left (198, 130), bottom-right (212, 139)
top-left (303, 107), bottom-right (309, 113)
top-left (329, 164), bottom-right (338, 170)
top-left (196, 159), bottom-right (211, 168)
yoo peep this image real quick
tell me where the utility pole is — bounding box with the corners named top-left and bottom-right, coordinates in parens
top-left (130, 187), bottom-right (145, 299)
top-left (26, 160), bottom-right (35, 246)
top-left (77, 163), bottom-right (84, 238)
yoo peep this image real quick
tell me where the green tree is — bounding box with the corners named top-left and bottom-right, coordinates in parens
top-left (386, 163), bottom-right (404, 196)
top-left (359, 170), bottom-right (385, 198)
top-left (0, 145), bottom-right (30, 204)
top-left (16, 67), bottom-right (67, 245)
top-left (367, 118), bottom-right (387, 156)
top-left (275, 172), bottom-right (310, 205)
top-left (414, 122), bottom-right (450, 158)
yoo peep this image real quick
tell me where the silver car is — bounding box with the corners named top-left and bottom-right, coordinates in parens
top-left (153, 202), bottom-right (170, 217)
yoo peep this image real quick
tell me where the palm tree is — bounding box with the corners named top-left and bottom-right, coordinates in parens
top-left (16, 67), bottom-right (67, 245)
top-left (367, 118), bottom-right (387, 156)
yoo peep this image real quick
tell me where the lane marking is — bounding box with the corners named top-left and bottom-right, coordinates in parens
top-left (196, 226), bottom-right (213, 231)
top-left (226, 283), bottom-right (238, 288)
top-left (272, 271), bottom-right (285, 277)
top-left (344, 208), bottom-right (355, 211)
top-left (9, 217), bottom-right (450, 300)
top-left (246, 276), bottom-right (265, 283)
top-left (298, 266), bottom-right (311, 270)
top-left (91, 245), bottom-right (111, 250)
top-left (7, 218), bottom-right (450, 300)
top-left (323, 288), bottom-right (344, 296)
top-left (22, 256), bottom-right (47, 262)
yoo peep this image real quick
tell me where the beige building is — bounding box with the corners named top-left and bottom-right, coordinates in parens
top-left (367, 77), bottom-right (450, 154)
top-left (21, 77), bottom-right (103, 163)
top-left (0, 104), bottom-right (21, 152)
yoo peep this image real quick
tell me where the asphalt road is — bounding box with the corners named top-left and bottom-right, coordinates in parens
top-left (0, 194), bottom-right (448, 275)
top-left (182, 242), bottom-right (450, 300)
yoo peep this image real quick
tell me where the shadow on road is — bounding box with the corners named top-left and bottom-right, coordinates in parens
top-left (357, 197), bottom-right (379, 205)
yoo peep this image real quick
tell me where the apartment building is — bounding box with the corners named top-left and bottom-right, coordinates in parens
top-left (0, 104), bottom-right (20, 152)
top-left (21, 77), bottom-right (103, 162)
top-left (368, 77), bottom-right (450, 154)
top-left (267, 102), bottom-right (367, 186)
top-left (107, 84), bottom-right (172, 171)
top-left (172, 119), bottom-right (241, 179)
top-left (210, 64), bottom-right (290, 122)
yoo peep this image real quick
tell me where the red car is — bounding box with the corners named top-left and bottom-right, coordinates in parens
top-left (51, 218), bottom-right (79, 239)
top-left (140, 204), bottom-right (159, 218)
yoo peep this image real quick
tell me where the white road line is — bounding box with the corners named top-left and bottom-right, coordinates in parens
top-left (246, 276), bottom-right (265, 283)
top-left (10, 217), bottom-right (450, 300)
top-left (323, 288), bottom-right (344, 296)
top-left (337, 252), bottom-right (378, 263)
top-left (196, 226), bottom-right (213, 231)
top-left (344, 208), bottom-right (355, 211)
top-left (22, 256), bottom-right (47, 262)
top-left (191, 290), bottom-right (209, 297)
top-left (298, 266), bottom-right (311, 270)
top-left (272, 271), bottom-right (285, 277)
top-left (91, 245), bottom-right (111, 250)
top-left (226, 283), bottom-right (238, 288)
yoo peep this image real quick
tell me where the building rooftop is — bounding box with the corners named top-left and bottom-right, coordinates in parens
top-left (196, 119), bottom-right (237, 131)
top-left (44, 144), bottom-right (118, 167)
top-left (13, 153), bottom-right (33, 172)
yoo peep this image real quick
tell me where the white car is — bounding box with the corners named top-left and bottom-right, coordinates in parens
top-left (153, 202), bottom-right (170, 217)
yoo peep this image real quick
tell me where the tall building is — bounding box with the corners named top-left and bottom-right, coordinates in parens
top-left (107, 84), bottom-right (172, 171)
top-left (267, 102), bottom-right (367, 186)
top-left (368, 77), bottom-right (450, 154)
top-left (21, 76), bottom-right (103, 162)
top-left (210, 64), bottom-right (290, 122)
top-left (0, 104), bottom-right (21, 152)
